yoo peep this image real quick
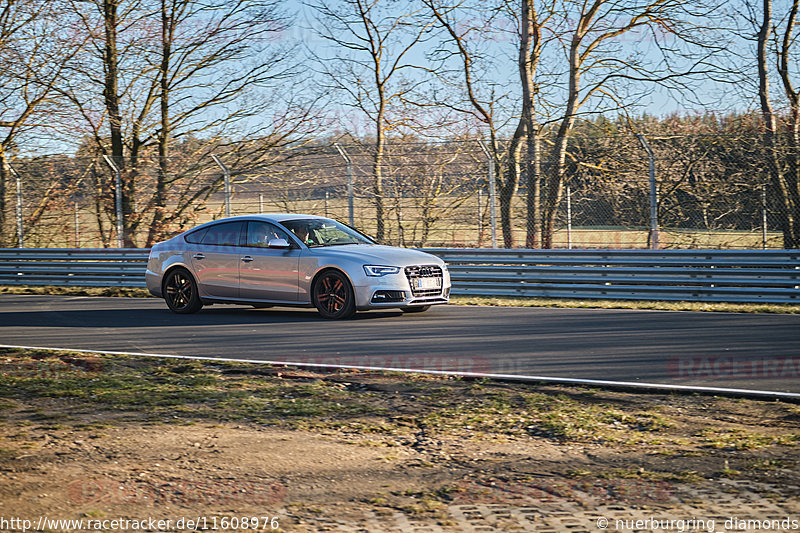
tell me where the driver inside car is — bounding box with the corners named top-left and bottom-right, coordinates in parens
top-left (291, 225), bottom-right (315, 245)
top-left (248, 222), bottom-right (282, 247)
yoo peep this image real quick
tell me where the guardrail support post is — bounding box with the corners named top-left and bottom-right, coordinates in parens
top-left (636, 134), bottom-right (659, 250)
top-left (478, 140), bottom-right (498, 248)
top-left (210, 155), bottom-right (231, 218)
top-left (101, 155), bottom-right (124, 248)
top-left (334, 143), bottom-right (355, 227)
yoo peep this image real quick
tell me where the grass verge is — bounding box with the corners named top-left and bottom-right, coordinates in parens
top-left (0, 285), bottom-right (151, 298)
top-left (1, 347), bottom-right (799, 449)
top-left (449, 295), bottom-right (800, 314)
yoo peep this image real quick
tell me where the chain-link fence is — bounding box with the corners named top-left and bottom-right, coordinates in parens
top-left (3, 135), bottom-right (798, 249)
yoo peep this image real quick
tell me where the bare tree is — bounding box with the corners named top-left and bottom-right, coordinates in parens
top-left (425, 0), bottom-right (525, 246)
top-left (773, 0), bottom-right (800, 246)
top-left (61, 0), bottom-right (307, 246)
top-left (308, 0), bottom-right (433, 242)
top-left (61, 0), bottom-right (153, 245)
top-left (0, 0), bottom-right (84, 246)
top-left (539, 0), bottom-right (725, 248)
top-left (519, 0), bottom-right (549, 247)
top-left (145, 0), bottom-right (299, 244)
top-left (728, 0), bottom-right (800, 248)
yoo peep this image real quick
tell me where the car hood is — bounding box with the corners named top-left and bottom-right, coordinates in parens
top-left (309, 244), bottom-right (444, 267)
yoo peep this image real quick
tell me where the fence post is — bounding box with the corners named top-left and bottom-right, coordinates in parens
top-left (75, 202), bottom-right (80, 248)
top-left (761, 184), bottom-right (768, 250)
top-left (9, 165), bottom-right (24, 248)
top-left (635, 134), bottom-right (659, 250)
top-left (333, 143), bottom-right (354, 226)
top-left (477, 189), bottom-right (484, 246)
top-left (101, 155), bottom-right (124, 248)
top-left (9, 165), bottom-right (23, 248)
top-left (259, 193), bottom-right (264, 214)
top-left (566, 184), bottom-right (572, 250)
top-left (478, 140), bottom-right (498, 248)
top-left (396, 187), bottom-right (404, 247)
top-left (210, 155), bottom-right (231, 218)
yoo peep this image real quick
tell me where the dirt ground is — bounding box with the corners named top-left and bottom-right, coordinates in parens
top-left (0, 349), bottom-right (799, 532)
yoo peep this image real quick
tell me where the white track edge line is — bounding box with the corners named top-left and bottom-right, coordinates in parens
top-left (2, 343), bottom-right (798, 400)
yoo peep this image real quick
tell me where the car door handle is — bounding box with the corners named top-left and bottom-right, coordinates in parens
top-left (241, 256), bottom-right (254, 263)
top-left (192, 253), bottom-right (205, 260)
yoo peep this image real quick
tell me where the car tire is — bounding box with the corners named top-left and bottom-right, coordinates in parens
top-left (401, 305), bottom-right (431, 313)
top-left (312, 270), bottom-right (356, 319)
top-left (163, 268), bottom-right (203, 314)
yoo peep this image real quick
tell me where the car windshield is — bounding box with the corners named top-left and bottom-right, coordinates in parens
top-left (281, 218), bottom-right (374, 248)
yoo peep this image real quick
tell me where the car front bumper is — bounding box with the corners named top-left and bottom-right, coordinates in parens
top-left (353, 267), bottom-right (451, 310)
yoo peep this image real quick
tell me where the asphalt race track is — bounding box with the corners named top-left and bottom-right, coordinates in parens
top-left (1, 294), bottom-right (799, 395)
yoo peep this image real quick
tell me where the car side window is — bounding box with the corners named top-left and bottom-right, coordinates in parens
top-left (199, 221), bottom-right (243, 246)
top-left (245, 221), bottom-right (292, 248)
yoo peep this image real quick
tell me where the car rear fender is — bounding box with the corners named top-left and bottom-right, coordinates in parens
top-left (160, 259), bottom-right (196, 293)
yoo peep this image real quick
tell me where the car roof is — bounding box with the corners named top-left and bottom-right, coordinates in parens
top-left (261, 213), bottom-right (331, 222)
top-left (194, 214), bottom-right (331, 227)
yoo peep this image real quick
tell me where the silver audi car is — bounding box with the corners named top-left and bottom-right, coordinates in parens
top-left (145, 214), bottom-right (451, 319)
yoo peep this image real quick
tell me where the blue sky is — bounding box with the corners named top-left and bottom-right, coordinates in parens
top-left (281, 0), bottom-right (763, 139)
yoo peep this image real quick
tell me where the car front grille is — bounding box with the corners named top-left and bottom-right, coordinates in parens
top-left (405, 265), bottom-right (443, 297)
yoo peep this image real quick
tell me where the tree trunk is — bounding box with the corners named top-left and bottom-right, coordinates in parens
top-left (542, 19), bottom-right (581, 249)
top-left (542, 137), bottom-right (567, 249)
top-left (103, 0), bottom-right (132, 246)
top-left (520, 0), bottom-right (541, 249)
top-left (103, 0), bottom-right (123, 164)
top-left (0, 147), bottom-right (7, 247)
top-left (778, 0), bottom-right (800, 246)
top-left (91, 163), bottom-right (110, 248)
top-left (759, 0), bottom-right (797, 248)
top-left (526, 135), bottom-right (541, 248)
top-left (788, 108), bottom-right (800, 245)
top-left (501, 120), bottom-right (525, 248)
top-left (148, 0), bottom-right (172, 247)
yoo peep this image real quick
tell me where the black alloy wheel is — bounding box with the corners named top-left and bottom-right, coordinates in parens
top-left (163, 269), bottom-right (203, 314)
top-left (312, 270), bottom-right (356, 319)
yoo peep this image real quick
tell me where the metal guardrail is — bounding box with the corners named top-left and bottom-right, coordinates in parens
top-left (424, 249), bottom-right (800, 304)
top-left (0, 249), bottom-right (149, 288)
top-left (1, 248), bottom-right (799, 304)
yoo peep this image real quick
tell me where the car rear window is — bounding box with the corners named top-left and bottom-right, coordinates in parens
top-left (184, 227), bottom-right (208, 244)
top-left (199, 221), bottom-right (243, 246)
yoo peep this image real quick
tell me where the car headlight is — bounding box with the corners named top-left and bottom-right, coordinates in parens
top-left (364, 265), bottom-right (401, 277)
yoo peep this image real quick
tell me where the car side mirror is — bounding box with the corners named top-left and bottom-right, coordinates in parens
top-left (267, 238), bottom-right (291, 249)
